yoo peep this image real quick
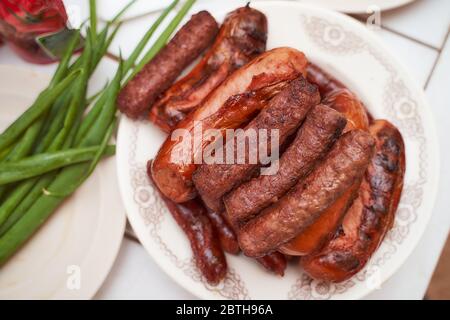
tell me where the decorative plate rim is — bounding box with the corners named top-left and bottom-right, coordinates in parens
top-left (299, 0), bottom-right (415, 14)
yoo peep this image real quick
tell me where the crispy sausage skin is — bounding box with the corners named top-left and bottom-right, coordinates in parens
top-left (279, 180), bottom-right (361, 256)
top-left (149, 6), bottom-right (268, 132)
top-left (301, 120), bottom-right (405, 282)
top-left (256, 252), bottom-right (288, 276)
top-left (238, 130), bottom-right (375, 258)
top-left (151, 47), bottom-right (309, 203)
top-left (224, 104), bottom-right (346, 226)
top-left (306, 63), bottom-right (370, 131)
top-left (204, 207), bottom-right (240, 254)
top-left (147, 165), bottom-right (227, 284)
top-left (279, 86), bottom-right (369, 257)
top-left (306, 63), bottom-right (345, 97)
top-left (118, 11), bottom-right (219, 119)
top-left (323, 89), bottom-right (369, 132)
top-left (193, 77), bottom-right (320, 213)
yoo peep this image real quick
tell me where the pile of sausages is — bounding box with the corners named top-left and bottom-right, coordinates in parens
top-left (118, 5), bottom-right (405, 285)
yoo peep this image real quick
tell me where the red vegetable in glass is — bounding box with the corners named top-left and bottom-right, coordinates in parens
top-left (0, 0), bottom-right (78, 64)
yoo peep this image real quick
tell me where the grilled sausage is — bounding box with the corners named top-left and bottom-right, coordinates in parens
top-left (151, 47), bottom-right (309, 203)
top-left (279, 88), bottom-right (369, 256)
top-left (149, 6), bottom-right (268, 132)
top-left (238, 130), bottom-right (375, 257)
top-left (224, 104), bottom-right (346, 226)
top-left (205, 207), bottom-right (240, 254)
top-left (306, 63), bottom-right (370, 131)
top-left (147, 164), bottom-right (227, 284)
top-left (256, 252), bottom-right (287, 276)
top-left (118, 11), bottom-right (219, 119)
top-left (279, 180), bottom-right (361, 256)
top-left (306, 62), bottom-right (345, 97)
top-left (323, 89), bottom-right (369, 132)
top-left (193, 77), bottom-right (320, 213)
top-left (301, 120), bottom-right (405, 282)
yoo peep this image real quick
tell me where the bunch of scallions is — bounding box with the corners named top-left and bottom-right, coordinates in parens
top-left (0, 0), bottom-right (196, 266)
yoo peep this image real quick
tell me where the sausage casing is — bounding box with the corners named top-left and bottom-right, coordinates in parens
top-left (193, 76), bottom-right (320, 213)
top-left (256, 252), bottom-right (288, 276)
top-left (151, 47), bottom-right (308, 203)
top-left (279, 180), bottom-right (361, 256)
top-left (301, 120), bottom-right (405, 282)
top-left (148, 164), bottom-right (227, 284)
top-left (205, 207), bottom-right (240, 254)
top-left (149, 6), bottom-right (268, 132)
top-left (118, 11), bottom-right (219, 119)
top-left (306, 63), bottom-right (370, 131)
top-left (238, 130), bottom-right (375, 257)
top-left (224, 104), bottom-right (346, 226)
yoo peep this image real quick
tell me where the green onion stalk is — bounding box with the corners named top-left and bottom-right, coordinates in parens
top-left (0, 0), bottom-right (197, 265)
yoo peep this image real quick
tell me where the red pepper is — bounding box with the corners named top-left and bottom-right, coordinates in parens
top-left (0, 0), bottom-right (76, 64)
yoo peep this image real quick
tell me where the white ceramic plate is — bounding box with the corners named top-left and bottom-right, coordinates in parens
top-left (92, 0), bottom-right (416, 21)
top-left (117, 0), bottom-right (439, 299)
top-left (0, 65), bottom-right (126, 299)
top-left (298, 0), bottom-right (415, 13)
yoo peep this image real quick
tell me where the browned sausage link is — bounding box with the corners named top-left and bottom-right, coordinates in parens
top-left (147, 164), bottom-right (227, 284)
top-left (238, 130), bottom-right (375, 258)
top-left (301, 120), bottom-right (405, 282)
top-left (256, 252), bottom-right (288, 276)
top-left (193, 76), bottom-right (320, 213)
top-left (306, 63), bottom-right (345, 97)
top-left (322, 89), bottom-right (369, 132)
top-left (204, 207), bottom-right (240, 254)
top-left (151, 47), bottom-right (309, 203)
top-left (149, 6), bottom-right (268, 132)
top-left (306, 63), bottom-right (371, 129)
top-left (279, 178), bottom-right (361, 256)
top-left (117, 11), bottom-right (219, 119)
top-left (224, 104), bottom-right (347, 227)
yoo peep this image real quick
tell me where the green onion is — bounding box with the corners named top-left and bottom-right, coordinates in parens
top-left (89, 0), bottom-right (97, 42)
top-left (0, 145), bottom-right (13, 162)
top-left (0, 145), bottom-right (115, 186)
top-left (128, 0), bottom-right (195, 80)
top-left (124, 0), bottom-right (180, 79)
top-left (0, 175), bottom-right (53, 237)
top-left (49, 30), bottom-right (81, 88)
top-left (0, 70), bottom-right (82, 152)
top-left (0, 0), bottom-right (190, 266)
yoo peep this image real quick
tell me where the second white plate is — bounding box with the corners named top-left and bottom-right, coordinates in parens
top-left (0, 65), bottom-right (126, 299)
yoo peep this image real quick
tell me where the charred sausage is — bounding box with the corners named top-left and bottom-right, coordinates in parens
top-left (322, 89), bottom-right (369, 132)
top-left (278, 65), bottom-right (371, 256)
top-left (149, 6), bottom-right (268, 132)
top-left (193, 77), bottom-right (320, 213)
top-left (301, 120), bottom-right (405, 282)
top-left (256, 252), bottom-right (288, 276)
top-left (306, 63), bottom-right (370, 131)
top-left (205, 207), bottom-right (240, 254)
top-left (147, 164), bottom-right (227, 284)
top-left (118, 11), bottom-right (219, 119)
top-left (151, 47), bottom-right (309, 203)
top-left (238, 130), bottom-right (375, 258)
top-left (224, 104), bottom-right (346, 226)
top-left (279, 180), bottom-right (361, 256)
top-left (306, 62), bottom-right (345, 97)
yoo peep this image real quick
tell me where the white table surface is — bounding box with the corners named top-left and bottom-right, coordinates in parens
top-left (1, 0), bottom-right (449, 300)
